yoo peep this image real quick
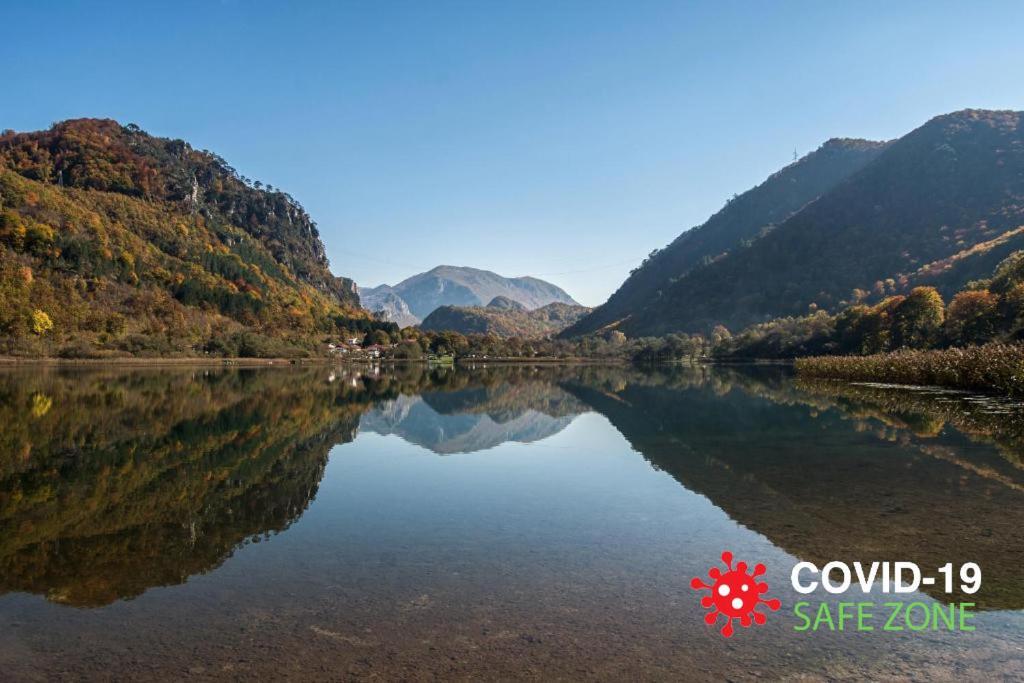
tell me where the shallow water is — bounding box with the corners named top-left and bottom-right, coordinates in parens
top-left (0, 364), bottom-right (1022, 680)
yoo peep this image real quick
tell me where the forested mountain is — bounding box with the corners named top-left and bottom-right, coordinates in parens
top-left (361, 265), bottom-right (578, 325)
top-left (564, 137), bottom-right (890, 335)
top-left (0, 119), bottom-right (381, 357)
top-left (420, 298), bottom-right (590, 337)
top-left (567, 109), bottom-right (1024, 338)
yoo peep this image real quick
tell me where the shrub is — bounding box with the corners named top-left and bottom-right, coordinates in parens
top-left (795, 342), bottom-right (1024, 395)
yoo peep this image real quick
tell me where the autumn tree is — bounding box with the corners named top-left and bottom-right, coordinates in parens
top-left (31, 309), bottom-right (54, 335)
top-left (945, 290), bottom-right (999, 346)
top-left (711, 325), bottom-right (731, 346)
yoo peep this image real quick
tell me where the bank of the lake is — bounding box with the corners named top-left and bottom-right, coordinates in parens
top-left (0, 354), bottom-right (630, 367)
top-left (0, 355), bottom-right (338, 367)
top-left (794, 342), bottom-right (1024, 395)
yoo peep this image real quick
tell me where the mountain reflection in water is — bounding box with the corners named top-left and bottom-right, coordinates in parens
top-left (1, 363), bottom-right (1023, 679)
top-left (0, 365), bottom-right (587, 606)
top-left (360, 383), bottom-right (585, 454)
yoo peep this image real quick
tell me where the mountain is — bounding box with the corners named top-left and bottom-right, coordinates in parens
top-left (360, 265), bottom-right (579, 325)
top-left (420, 299), bottom-right (591, 337)
top-left (570, 110), bottom-right (1024, 337)
top-left (360, 288), bottom-right (419, 328)
top-left (0, 118), bottom-right (378, 357)
top-left (564, 138), bottom-right (890, 336)
top-left (485, 295), bottom-right (527, 311)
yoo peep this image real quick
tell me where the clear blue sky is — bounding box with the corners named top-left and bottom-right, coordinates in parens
top-left (3, 1), bottom-right (1023, 305)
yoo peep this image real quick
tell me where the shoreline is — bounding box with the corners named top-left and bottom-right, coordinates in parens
top-left (0, 356), bottom-right (335, 367)
top-left (453, 356), bottom-right (627, 365)
top-left (0, 355), bottom-right (629, 368)
top-left (794, 343), bottom-right (1024, 396)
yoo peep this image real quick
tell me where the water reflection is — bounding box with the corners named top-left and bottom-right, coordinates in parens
top-left (561, 365), bottom-right (1024, 610)
top-left (361, 382), bottom-right (585, 454)
top-left (0, 368), bottom-right (362, 606)
top-left (1, 363), bottom-right (1023, 619)
top-left (0, 365), bottom-right (587, 607)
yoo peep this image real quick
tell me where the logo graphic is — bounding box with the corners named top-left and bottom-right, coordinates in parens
top-left (691, 551), bottom-right (781, 637)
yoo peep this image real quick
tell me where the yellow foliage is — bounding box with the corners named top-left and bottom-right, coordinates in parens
top-left (25, 220), bottom-right (55, 247)
top-left (0, 164), bottom-right (371, 350)
top-left (30, 393), bottom-right (53, 418)
top-left (31, 310), bottom-right (54, 336)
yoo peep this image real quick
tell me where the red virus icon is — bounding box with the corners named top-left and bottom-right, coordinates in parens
top-left (690, 551), bottom-right (780, 637)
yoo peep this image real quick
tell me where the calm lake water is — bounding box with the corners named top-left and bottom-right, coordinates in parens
top-left (1, 364), bottom-right (1022, 680)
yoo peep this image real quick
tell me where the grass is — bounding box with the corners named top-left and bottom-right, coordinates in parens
top-left (794, 342), bottom-right (1024, 395)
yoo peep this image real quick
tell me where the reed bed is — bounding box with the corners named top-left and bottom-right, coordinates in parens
top-left (794, 343), bottom-right (1024, 395)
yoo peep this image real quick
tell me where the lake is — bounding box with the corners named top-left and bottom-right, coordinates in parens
top-left (1, 364), bottom-right (1022, 680)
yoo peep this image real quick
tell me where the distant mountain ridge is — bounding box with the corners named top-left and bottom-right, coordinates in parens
top-left (360, 265), bottom-right (579, 326)
top-left (420, 299), bottom-right (591, 337)
top-left (566, 109), bottom-right (1024, 338)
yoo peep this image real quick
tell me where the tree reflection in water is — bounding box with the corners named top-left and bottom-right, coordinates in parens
top-left (1, 363), bottom-right (1023, 609)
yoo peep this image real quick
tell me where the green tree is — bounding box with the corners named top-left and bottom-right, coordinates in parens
top-left (392, 340), bottom-right (424, 360)
top-left (945, 290), bottom-right (999, 346)
top-left (860, 297), bottom-right (904, 354)
top-left (1002, 283), bottom-right (1024, 339)
top-left (365, 329), bottom-right (391, 346)
top-left (893, 286), bottom-right (944, 349)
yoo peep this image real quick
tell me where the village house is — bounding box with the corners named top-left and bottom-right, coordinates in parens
top-left (362, 344), bottom-right (385, 358)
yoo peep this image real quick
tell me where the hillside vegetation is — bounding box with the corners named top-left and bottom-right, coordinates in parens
top-left (713, 247), bottom-right (1024, 360)
top-left (795, 344), bottom-right (1024, 396)
top-left (0, 119), bottom-right (388, 357)
top-left (564, 137), bottom-right (889, 336)
top-left (568, 110), bottom-right (1024, 338)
